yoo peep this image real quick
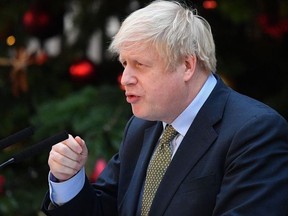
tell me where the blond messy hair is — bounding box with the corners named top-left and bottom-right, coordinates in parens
top-left (109, 0), bottom-right (216, 72)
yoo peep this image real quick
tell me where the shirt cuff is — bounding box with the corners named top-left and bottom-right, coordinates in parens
top-left (49, 167), bottom-right (85, 206)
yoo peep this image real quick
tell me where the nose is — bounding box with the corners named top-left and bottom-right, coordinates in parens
top-left (121, 66), bottom-right (137, 86)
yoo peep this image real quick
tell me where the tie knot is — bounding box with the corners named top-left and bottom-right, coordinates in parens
top-left (161, 125), bottom-right (178, 144)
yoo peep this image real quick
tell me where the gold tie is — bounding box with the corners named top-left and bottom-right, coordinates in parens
top-left (141, 125), bottom-right (178, 216)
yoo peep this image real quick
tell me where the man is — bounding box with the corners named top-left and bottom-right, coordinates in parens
top-left (42, 1), bottom-right (288, 215)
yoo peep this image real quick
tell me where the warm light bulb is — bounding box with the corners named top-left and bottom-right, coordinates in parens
top-left (6, 35), bottom-right (16, 46)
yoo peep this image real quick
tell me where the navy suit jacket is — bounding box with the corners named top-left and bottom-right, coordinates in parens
top-left (42, 75), bottom-right (288, 216)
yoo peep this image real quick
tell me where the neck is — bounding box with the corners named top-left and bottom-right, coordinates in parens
top-left (165, 70), bottom-right (211, 124)
top-left (186, 69), bottom-right (210, 106)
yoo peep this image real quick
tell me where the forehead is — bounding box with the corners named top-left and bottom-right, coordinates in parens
top-left (119, 42), bottom-right (158, 60)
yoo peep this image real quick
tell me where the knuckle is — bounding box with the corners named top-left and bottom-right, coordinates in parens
top-left (58, 156), bottom-right (66, 164)
top-left (58, 144), bottom-right (68, 153)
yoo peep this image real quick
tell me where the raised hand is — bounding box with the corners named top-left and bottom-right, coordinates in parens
top-left (48, 134), bottom-right (88, 181)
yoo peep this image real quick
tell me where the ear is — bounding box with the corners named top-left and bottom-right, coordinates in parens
top-left (183, 55), bottom-right (197, 81)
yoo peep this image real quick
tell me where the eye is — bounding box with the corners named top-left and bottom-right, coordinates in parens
top-left (136, 62), bottom-right (144, 67)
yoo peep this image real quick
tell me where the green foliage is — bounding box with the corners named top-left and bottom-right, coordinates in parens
top-left (218, 0), bottom-right (256, 23)
top-left (31, 85), bottom-right (131, 172)
top-left (0, 85), bottom-right (131, 216)
top-left (0, 0), bottom-right (287, 215)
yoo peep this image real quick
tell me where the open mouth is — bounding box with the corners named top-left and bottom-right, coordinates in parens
top-left (126, 94), bottom-right (140, 103)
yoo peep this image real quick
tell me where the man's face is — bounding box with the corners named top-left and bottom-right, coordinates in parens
top-left (119, 45), bottom-right (188, 123)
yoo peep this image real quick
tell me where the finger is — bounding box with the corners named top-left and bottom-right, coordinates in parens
top-left (63, 134), bottom-right (83, 154)
top-left (48, 151), bottom-right (81, 181)
top-left (49, 158), bottom-right (78, 176)
top-left (74, 136), bottom-right (88, 167)
top-left (75, 136), bottom-right (88, 156)
top-left (49, 161), bottom-right (78, 181)
top-left (52, 142), bottom-right (81, 162)
top-left (49, 149), bottom-right (81, 170)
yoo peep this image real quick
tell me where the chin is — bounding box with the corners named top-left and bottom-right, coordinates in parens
top-left (132, 106), bottom-right (160, 121)
top-left (133, 112), bottom-right (154, 121)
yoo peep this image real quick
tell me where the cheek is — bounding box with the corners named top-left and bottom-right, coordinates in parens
top-left (144, 71), bottom-right (183, 104)
top-left (151, 80), bottom-right (182, 105)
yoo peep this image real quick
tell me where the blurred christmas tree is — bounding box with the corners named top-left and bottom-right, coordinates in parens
top-left (0, 0), bottom-right (287, 215)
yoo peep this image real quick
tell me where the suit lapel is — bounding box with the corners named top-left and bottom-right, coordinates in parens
top-left (149, 75), bottom-right (229, 215)
top-left (119, 122), bottom-right (163, 216)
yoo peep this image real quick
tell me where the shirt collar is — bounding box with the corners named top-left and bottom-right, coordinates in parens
top-left (163, 73), bottom-right (217, 136)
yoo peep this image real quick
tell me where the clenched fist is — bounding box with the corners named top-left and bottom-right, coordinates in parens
top-left (48, 134), bottom-right (88, 181)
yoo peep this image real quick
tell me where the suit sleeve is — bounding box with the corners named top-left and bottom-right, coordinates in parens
top-left (41, 117), bottom-right (137, 216)
top-left (213, 113), bottom-right (288, 215)
top-left (41, 154), bottom-right (119, 216)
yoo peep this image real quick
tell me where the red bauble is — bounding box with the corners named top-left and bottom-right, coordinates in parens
top-left (22, 3), bottom-right (64, 39)
top-left (203, 0), bottom-right (217, 10)
top-left (90, 158), bottom-right (107, 182)
top-left (69, 58), bottom-right (96, 82)
top-left (0, 175), bottom-right (5, 196)
top-left (23, 10), bottom-right (50, 28)
top-left (258, 14), bottom-right (288, 39)
top-left (34, 50), bottom-right (48, 65)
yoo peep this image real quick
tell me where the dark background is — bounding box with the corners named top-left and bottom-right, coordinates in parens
top-left (0, 0), bottom-right (287, 215)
